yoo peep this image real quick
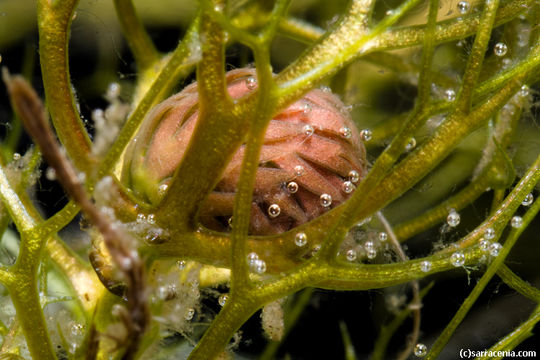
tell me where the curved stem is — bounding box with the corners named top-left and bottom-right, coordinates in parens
top-left (113, 0), bottom-right (159, 70)
top-left (37, 0), bottom-right (93, 173)
top-left (426, 196), bottom-right (540, 359)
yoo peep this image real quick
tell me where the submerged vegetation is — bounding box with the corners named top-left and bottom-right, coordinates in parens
top-left (0, 0), bottom-right (539, 358)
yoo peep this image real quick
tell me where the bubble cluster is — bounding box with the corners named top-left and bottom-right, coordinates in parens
top-left (247, 252), bottom-right (267, 274)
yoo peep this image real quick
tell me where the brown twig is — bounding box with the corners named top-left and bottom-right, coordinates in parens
top-left (3, 69), bottom-right (150, 360)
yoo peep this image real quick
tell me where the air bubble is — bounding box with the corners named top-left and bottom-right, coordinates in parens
top-left (451, 251), bottom-right (465, 267)
top-left (479, 239), bottom-right (490, 251)
top-left (218, 294), bottom-right (229, 307)
top-left (457, 1), bottom-right (470, 14)
top-left (364, 241), bottom-right (374, 250)
top-left (107, 82), bottom-right (121, 99)
top-left (147, 214), bottom-right (156, 224)
top-left (295, 232), bottom-right (307, 247)
top-left (145, 228), bottom-right (162, 243)
top-left (294, 165), bottom-right (305, 176)
top-left (522, 193), bottom-right (533, 206)
top-left (346, 249), bottom-right (357, 261)
top-left (268, 204), bottom-right (281, 218)
top-left (136, 214), bottom-right (146, 223)
top-left (511, 216), bottom-right (523, 228)
top-left (46, 167), bottom-right (57, 181)
top-left (489, 242), bottom-right (502, 257)
top-left (366, 248), bottom-right (377, 259)
top-left (247, 252), bottom-right (259, 262)
top-left (302, 102), bottom-right (312, 115)
top-left (484, 227), bottom-right (496, 240)
top-left (341, 181), bottom-right (355, 194)
top-left (378, 232), bottom-right (388, 242)
top-left (320, 193), bottom-right (332, 207)
top-left (303, 124), bottom-right (314, 136)
top-left (494, 42), bottom-right (508, 57)
top-left (446, 210), bottom-right (460, 227)
top-left (13, 153), bottom-right (21, 161)
top-left (339, 127), bottom-right (352, 139)
top-left (251, 259), bottom-right (267, 274)
top-left (158, 184), bottom-right (168, 197)
top-left (405, 137), bottom-right (416, 151)
top-left (245, 76), bottom-right (257, 90)
top-left (360, 129), bottom-right (372, 141)
top-left (348, 170), bottom-right (360, 183)
top-left (385, 9), bottom-right (395, 16)
top-left (185, 308), bottom-right (195, 321)
top-left (177, 260), bottom-right (186, 270)
top-left (518, 85), bottom-right (530, 98)
top-left (414, 343), bottom-right (427, 357)
top-left (420, 261), bottom-right (432, 273)
top-left (445, 89), bottom-right (456, 101)
top-left (287, 181), bottom-right (299, 193)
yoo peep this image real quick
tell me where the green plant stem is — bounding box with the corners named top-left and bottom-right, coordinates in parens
top-left (0, 166), bottom-right (56, 359)
top-left (188, 295), bottom-right (260, 359)
top-left (113, 0), bottom-right (159, 70)
top-left (276, 0), bottom-right (422, 105)
top-left (394, 174), bottom-right (491, 241)
top-left (425, 196), bottom-right (540, 359)
top-left (157, 5), bottom-right (238, 227)
top-left (224, 0), bottom-right (288, 289)
top-left (479, 305), bottom-right (540, 360)
top-left (98, 16), bottom-right (201, 181)
top-left (453, 155), bottom-right (540, 250)
top-left (37, 0), bottom-right (93, 173)
top-left (497, 265), bottom-right (540, 303)
top-left (455, 0), bottom-right (500, 114)
top-left (7, 270), bottom-right (56, 360)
